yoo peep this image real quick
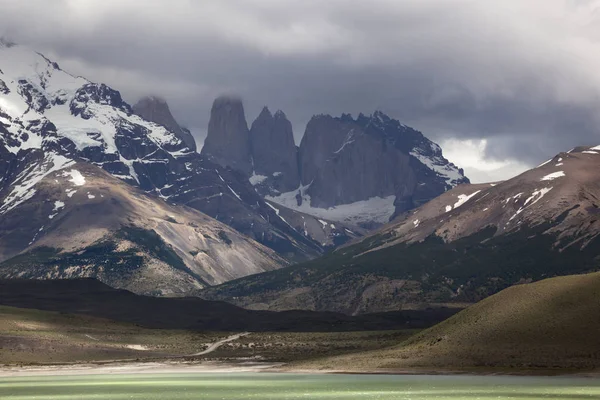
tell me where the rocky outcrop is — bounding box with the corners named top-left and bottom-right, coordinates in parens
top-left (133, 96), bottom-right (197, 152)
top-left (201, 96), bottom-right (252, 175)
top-left (199, 95), bottom-right (468, 228)
top-left (249, 107), bottom-right (300, 194)
top-left (296, 111), bottom-right (469, 215)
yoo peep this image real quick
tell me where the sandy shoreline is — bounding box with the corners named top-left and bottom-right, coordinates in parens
top-left (0, 361), bottom-right (284, 377)
top-left (2, 360), bottom-right (600, 378)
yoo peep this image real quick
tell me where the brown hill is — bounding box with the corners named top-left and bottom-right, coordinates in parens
top-left (295, 271), bottom-right (600, 373)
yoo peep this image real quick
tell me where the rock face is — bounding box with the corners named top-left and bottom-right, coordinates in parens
top-left (298, 111), bottom-right (468, 212)
top-left (201, 99), bottom-right (468, 230)
top-left (133, 96), bottom-right (197, 152)
top-left (201, 97), bottom-right (253, 175)
top-left (263, 111), bottom-right (469, 228)
top-left (249, 107), bottom-right (300, 194)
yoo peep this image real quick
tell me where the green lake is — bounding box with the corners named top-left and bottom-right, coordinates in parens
top-left (1, 373), bottom-right (599, 399)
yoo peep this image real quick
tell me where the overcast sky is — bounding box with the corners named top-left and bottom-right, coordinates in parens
top-left (2, 0), bottom-right (600, 182)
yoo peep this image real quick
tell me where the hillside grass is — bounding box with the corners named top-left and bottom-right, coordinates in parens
top-left (0, 305), bottom-right (224, 365)
top-left (293, 272), bottom-right (600, 373)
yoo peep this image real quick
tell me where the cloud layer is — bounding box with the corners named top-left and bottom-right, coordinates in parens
top-left (2, 0), bottom-right (600, 181)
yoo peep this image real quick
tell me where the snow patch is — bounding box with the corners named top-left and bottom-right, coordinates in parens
top-left (63, 169), bottom-right (86, 186)
top-left (524, 187), bottom-right (553, 206)
top-left (509, 187), bottom-right (553, 222)
top-left (450, 190), bottom-right (482, 211)
top-left (249, 172), bottom-right (268, 186)
top-left (540, 171), bottom-right (565, 181)
top-left (227, 185), bottom-right (242, 201)
top-left (333, 129), bottom-right (356, 154)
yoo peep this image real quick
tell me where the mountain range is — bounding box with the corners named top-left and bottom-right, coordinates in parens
top-left (6, 40), bottom-right (597, 322)
top-left (201, 97), bottom-right (469, 228)
top-left (201, 146), bottom-right (600, 313)
top-left (0, 41), bottom-right (470, 294)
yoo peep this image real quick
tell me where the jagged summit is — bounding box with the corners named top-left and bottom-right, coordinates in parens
top-left (249, 104), bottom-right (300, 193)
top-left (258, 105), bottom-right (272, 118)
top-left (133, 95), bottom-right (196, 151)
top-left (274, 109), bottom-right (287, 119)
top-left (199, 95), bottom-right (468, 228)
top-left (201, 96), bottom-right (252, 175)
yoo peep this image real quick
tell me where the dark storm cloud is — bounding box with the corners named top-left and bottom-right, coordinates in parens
top-left (2, 0), bottom-right (600, 171)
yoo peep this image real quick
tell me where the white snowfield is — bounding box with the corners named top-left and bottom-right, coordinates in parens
top-left (266, 184), bottom-right (396, 226)
top-left (540, 171), bottom-right (565, 181)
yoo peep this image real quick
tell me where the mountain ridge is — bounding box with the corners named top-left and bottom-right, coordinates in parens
top-left (200, 145), bottom-right (600, 313)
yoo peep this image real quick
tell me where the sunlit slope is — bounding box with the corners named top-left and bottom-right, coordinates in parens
top-left (299, 272), bottom-right (600, 371)
top-left (0, 305), bottom-right (225, 365)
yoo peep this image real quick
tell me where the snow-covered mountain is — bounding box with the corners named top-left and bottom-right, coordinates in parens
top-left (0, 41), bottom-right (325, 263)
top-left (202, 146), bottom-right (600, 314)
top-left (201, 98), bottom-right (469, 229)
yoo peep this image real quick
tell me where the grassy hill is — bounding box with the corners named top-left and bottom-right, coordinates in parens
top-left (294, 272), bottom-right (600, 373)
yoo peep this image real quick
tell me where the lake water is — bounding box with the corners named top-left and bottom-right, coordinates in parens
top-left (1, 373), bottom-right (599, 399)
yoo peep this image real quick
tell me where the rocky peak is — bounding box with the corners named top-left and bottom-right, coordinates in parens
top-left (201, 96), bottom-right (252, 175)
top-left (249, 106), bottom-right (299, 194)
top-left (298, 114), bottom-right (358, 187)
top-left (273, 109), bottom-right (287, 119)
top-left (133, 96), bottom-right (196, 151)
top-left (281, 111), bottom-right (470, 221)
top-left (257, 106), bottom-right (273, 120)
